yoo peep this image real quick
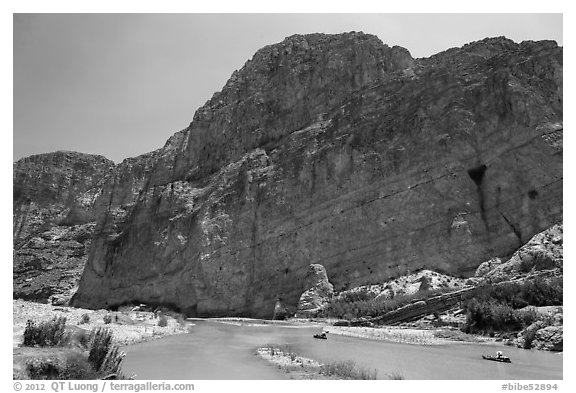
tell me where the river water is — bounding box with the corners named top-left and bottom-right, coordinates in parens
top-left (122, 320), bottom-right (562, 380)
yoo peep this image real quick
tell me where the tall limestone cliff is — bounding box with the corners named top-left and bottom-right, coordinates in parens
top-left (16, 33), bottom-right (561, 317)
top-left (13, 130), bottom-right (188, 303)
top-left (13, 151), bottom-right (115, 303)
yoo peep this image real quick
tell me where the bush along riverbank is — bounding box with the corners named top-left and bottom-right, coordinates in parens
top-left (13, 299), bottom-right (190, 347)
top-left (13, 299), bottom-right (192, 379)
top-left (460, 276), bottom-right (563, 351)
top-left (14, 317), bottom-right (128, 380)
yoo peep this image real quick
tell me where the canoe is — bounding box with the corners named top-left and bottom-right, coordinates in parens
top-left (313, 334), bottom-right (327, 339)
top-left (482, 355), bottom-right (511, 363)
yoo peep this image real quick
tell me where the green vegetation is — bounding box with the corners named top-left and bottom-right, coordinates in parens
top-left (318, 288), bottom-right (451, 320)
top-left (320, 360), bottom-right (377, 380)
top-left (88, 328), bottom-right (114, 372)
top-left (103, 314), bottom-right (112, 324)
top-left (23, 317), bottom-right (67, 347)
top-left (80, 313), bottom-right (90, 324)
top-left (158, 315), bottom-right (168, 327)
top-left (21, 318), bottom-right (127, 380)
top-left (461, 276), bottom-right (562, 334)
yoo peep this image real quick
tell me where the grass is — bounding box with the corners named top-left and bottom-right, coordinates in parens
top-left (19, 318), bottom-right (128, 380)
top-left (23, 317), bottom-right (67, 347)
top-left (80, 313), bottom-right (90, 324)
top-left (320, 360), bottom-right (377, 380)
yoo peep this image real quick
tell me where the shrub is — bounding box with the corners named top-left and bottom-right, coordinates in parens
top-left (158, 315), bottom-right (168, 327)
top-left (98, 345), bottom-right (126, 378)
top-left (59, 327), bottom-right (93, 349)
top-left (89, 328), bottom-right (113, 372)
top-left (80, 313), bottom-right (90, 324)
top-left (462, 298), bottom-right (523, 333)
top-left (522, 328), bottom-right (538, 349)
top-left (320, 360), bottom-right (377, 380)
top-left (318, 288), bottom-right (450, 320)
top-left (461, 276), bottom-right (562, 334)
top-left (23, 317), bottom-right (67, 347)
top-left (26, 358), bottom-right (60, 380)
top-left (25, 351), bottom-right (101, 380)
top-left (88, 328), bottom-right (126, 378)
top-left (103, 314), bottom-right (112, 324)
top-left (58, 351), bottom-right (97, 380)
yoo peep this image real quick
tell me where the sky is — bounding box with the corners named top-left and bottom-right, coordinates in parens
top-left (13, 13), bottom-right (563, 163)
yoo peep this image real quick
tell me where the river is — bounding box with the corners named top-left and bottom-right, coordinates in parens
top-left (122, 320), bottom-right (562, 380)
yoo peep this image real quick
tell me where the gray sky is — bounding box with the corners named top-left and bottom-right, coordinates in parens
top-left (13, 14), bottom-right (563, 163)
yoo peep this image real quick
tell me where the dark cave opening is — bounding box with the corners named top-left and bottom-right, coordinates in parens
top-left (467, 164), bottom-right (487, 186)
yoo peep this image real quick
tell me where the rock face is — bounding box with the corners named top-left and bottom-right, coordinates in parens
top-left (12, 129), bottom-right (188, 304)
top-left (13, 151), bottom-right (115, 303)
top-left (514, 312), bottom-right (563, 352)
top-left (532, 325), bottom-right (563, 351)
top-left (15, 33), bottom-right (562, 317)
top-left (295, 264), bottom-right (335, 317)
top-left (482, 224), bottom-right (562, 282)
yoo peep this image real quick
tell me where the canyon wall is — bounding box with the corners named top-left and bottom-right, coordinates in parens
top-left (15, 33), bottom-right (561, 317)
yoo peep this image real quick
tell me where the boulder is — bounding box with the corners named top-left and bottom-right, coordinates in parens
top-left (532, 325), bottom-right (563, 351)
top-left (475, 257), bottom-right (502, 277)
top-left (295, 264), bottom-right (334, 317)
top-left (484, 225), bottom-right (563, 282)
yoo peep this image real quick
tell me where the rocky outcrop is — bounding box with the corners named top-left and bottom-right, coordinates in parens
top-left (532, 325), bottom-right (563, 351)
top-left (475, 257), bottom-right (502, 277)
top-left (13, 151), bottom-right (115, 242)
top-left (295, 264), bottom-right (334, 317)
top-left (513, 310), bottom-right (563, 352)
top-left (15, 33), bottom-right (560, 318)
top-left (340, 269), bottom-right (468, 301)
top-left (482, 224), bottom-right (562, 282)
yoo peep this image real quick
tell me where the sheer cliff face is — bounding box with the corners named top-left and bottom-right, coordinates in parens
top-left (13, 151), bottom-right (115, 302)
top-left (65, 33), bottom-right (562, 317)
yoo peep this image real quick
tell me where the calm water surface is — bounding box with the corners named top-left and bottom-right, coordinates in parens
top-left (122, 320), bottom-right (562, 380)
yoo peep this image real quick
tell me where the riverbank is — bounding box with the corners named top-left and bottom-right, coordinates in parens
top-left (13, 299), bottom-right (190, 347)
top-left (328, 325), bottom-right (489, 345)
top-left (207, 316), bottom-right (489, 345)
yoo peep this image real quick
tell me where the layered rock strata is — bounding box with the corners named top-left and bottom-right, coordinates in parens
top-left (15, 33), bottom-right (562, 317)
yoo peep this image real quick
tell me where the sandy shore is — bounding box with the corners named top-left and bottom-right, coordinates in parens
top-left (13, 299), bottom-right (190, 347)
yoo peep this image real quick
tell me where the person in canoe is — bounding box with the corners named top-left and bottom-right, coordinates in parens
top-left (496, 351), bottom-right (504, 359)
